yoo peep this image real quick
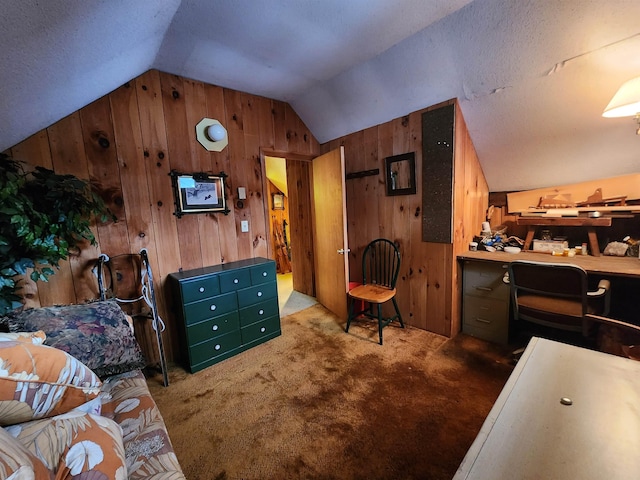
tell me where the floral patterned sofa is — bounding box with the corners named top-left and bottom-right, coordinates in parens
top-left (0, 300), bottom-right (185, 479)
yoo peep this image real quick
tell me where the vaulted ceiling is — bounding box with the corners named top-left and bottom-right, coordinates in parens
top-left (1, 0), bottom-right (639, 192)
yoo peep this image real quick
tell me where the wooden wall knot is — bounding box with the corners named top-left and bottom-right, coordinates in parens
top-left (143, 150), bottom-right (150, 157)
top-left (98, 137), bottom-right (110, 149)
top-left (401, 116), bottom-right (409, 127)
top-left (172, 90), bottom-right (180, 99)
top-left (414, 206), bottom-right (421, 217)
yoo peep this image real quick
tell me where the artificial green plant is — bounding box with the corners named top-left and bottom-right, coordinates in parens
top-left (0, 153), bottom-right (110, 314)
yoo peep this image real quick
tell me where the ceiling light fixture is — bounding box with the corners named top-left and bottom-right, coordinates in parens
top-left (602, 76), bottom-right (640, 135)
top-left (196, 118), bottom-right (228, 151)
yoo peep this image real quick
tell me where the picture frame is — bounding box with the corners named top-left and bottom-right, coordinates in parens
top-left (169, 170), bottom-right (230, 217)
top-left (272, 193), bottom-right (284, 210)
top-left (385, 152), bottom-right (416, 196)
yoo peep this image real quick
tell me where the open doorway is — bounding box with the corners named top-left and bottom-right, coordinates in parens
top-left (265, 155), bottom-right (317, 316)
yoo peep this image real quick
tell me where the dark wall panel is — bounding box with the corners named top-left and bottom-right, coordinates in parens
top-left (422, 104), bottom-right (454, 243)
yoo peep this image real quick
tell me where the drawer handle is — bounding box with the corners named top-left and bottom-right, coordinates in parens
top-left (259, 309), bottom-right (264, 315)
top-left (262, 271), bottom-right (267, 277)
top-left (476, 317), bottom-right (491, 324)
top-left (210, 305), bottom-right (217, 311)
top-left (475, 286), bottom-right (492, 292)
top-left (199, 287), bottom-right (205, 293)
top-left (260, 327), bottom-right (266, 333)
top-left (234, 278), bottom-right (239, 284)
top-left (257, 291), bottom-right (263, 297)
top-left (212, 325), bottom-right (219, 331)
top-left (215, 344), bottom-right (221, 351)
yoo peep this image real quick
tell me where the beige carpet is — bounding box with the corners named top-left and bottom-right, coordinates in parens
top-left (147, 304), bottom-right (514, 480)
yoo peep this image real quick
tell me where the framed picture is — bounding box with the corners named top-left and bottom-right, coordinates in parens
top-left (272, 193), bottom-right (284, 210)
top-left (170, 170), bottom-right (230, 217)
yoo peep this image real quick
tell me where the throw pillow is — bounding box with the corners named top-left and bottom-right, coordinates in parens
top-left (5, 300), bottom-right (146, 379)
top-left (5, 411), bottom-right (127, 479)
top-left (0, 341), bottom-right (101, 426)
top-left (0, 424), bottom-right (52, 479)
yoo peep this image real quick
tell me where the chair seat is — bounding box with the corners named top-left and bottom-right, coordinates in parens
top-left (348, 284), bottom-right (396, 304)
top-left (518, 293), bottom-right (603, 330)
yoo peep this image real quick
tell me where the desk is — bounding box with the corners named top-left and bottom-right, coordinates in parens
top-left (458, 251), bottom-right (640, 344)
top-left (459, 249), bottom-right (640, 278)
top-left (454, 337), bottom-right (640, 479)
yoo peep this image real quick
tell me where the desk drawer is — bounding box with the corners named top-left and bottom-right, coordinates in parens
top-left (181, 276), bottom-right (220, 304)
top-left (183, 291), bottom-right (238, 324)
top-left (186, 312), bottom-right (239, 344)
top-left (219, 269), bottom-right (251, 293)
top-left (463, 295), bottom-right (509, 344)
top-left (250, 262), bottom-right (276, 285)
top-left (189, 330), bottom-right (242, 366)
top-left (463, 262), bottom-right (509, 300)
top-left (241, 316), bottom-right (281, 344)
top-left (237, 282), bottom-right (277, 308)
top-left (239, 298), bottom-right (279, 327)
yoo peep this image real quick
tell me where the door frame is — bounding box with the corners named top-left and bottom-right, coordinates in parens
top-left (260, 148), bottom-right (316, 296)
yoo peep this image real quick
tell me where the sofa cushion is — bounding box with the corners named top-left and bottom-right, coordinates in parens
top-left (5, 411), bottom-right (127, 479)
top-left (0, 423), bottom-right (52, 479)
top-left (101, 370), bottom-right (185, 477)
top-left (0, 341), bottom-right (101, 426)
top-left (5, 300), bottom-right (146, 379)
top-left (0, 330), bottom-right (46, 344)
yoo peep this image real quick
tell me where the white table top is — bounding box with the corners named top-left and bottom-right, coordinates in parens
top-left (454, 337), bottom-right (640, 480)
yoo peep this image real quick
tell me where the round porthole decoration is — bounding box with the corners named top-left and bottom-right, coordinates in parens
top-left (196, 118), bottom-right (228, 152)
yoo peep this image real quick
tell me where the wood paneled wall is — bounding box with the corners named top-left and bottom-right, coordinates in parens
top-left (323, 100), bottom-right (488, 337)
top-left (7, 69), bottom-right (320, 363)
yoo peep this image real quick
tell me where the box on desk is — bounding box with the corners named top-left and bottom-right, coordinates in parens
top-left (533, 239), bottom-right (568, 253)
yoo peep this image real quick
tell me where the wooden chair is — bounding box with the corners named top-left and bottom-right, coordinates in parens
top-left (345, 238), bottom-right (404, 345)
top-left (585, 314), bottom-right (640, 360)
top-left (507, 260), bottom-right (611, 338)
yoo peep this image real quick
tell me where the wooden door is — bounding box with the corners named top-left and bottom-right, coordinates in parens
top-left (312, 147), bottom-right (349, 319)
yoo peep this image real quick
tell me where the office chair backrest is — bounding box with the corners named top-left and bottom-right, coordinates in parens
top-left (509, 260), bottom-right (588, 300)
top-left (508, 260), bottom-right (589, 331)
top-left (362, 238), bottom-right (400, 289)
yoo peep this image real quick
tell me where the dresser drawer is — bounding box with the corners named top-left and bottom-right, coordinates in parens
top-left (183, 291), bottom-right (238, 325)
top-left (237, 282), bottom-right (277, 308)
top-left (250, 262), bottom-right (276, 285)
top-left (240, 316), bottom-right (281, 344)
top-left (189, 330), bottom-right (242, 366)
top-left (186, 312), bottom-right (239, 344)
top-left (181, 276), bottom-right (220, 304)
top-left (239, 298), bottom-right (279, 327)
top-left (463, 262), bottom-right (509, 300)
top-left (463, 295), bottom-right (509, 344)
top-left (219, 269), bottom-right (251, 293)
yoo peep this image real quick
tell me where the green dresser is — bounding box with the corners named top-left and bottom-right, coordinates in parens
top-left (169, 257), bottom-right (281, 373)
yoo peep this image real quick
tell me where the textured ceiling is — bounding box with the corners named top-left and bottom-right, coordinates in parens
top-left (1, 0), bottom-right (639, 192)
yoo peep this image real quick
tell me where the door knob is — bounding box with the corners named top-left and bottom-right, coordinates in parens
top-left (337, 248), bottom-right (351, 254)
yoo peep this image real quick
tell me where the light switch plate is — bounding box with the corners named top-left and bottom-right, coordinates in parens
top-left (237, 187), bottom-right (247, 200)
top-left (240, 220), bottom-right (249, 232)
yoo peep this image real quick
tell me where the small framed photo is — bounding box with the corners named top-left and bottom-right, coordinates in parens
top-left (272, 193), bottom-right (284, 210)
top-left (170, 170), bottom-right (230, 217)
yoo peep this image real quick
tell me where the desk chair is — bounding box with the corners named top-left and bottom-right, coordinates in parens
top-left (507, 260), bottom-right (611, 338)
top-left (346, 238), bottom-right (404, 345)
